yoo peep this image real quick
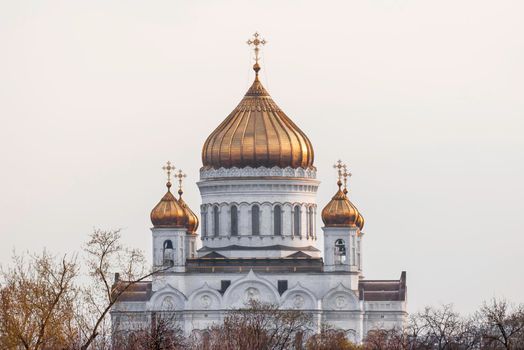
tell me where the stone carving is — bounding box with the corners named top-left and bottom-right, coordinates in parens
top-left (200, 295), bottom-right (212, 309)
top-left (161, 296), bottom-right (175, 310)
top-left (335, 295), bottom-right (347, 309)
top-left (200, 166), bottom-right (317, 180)
top-left (245, 287), bottom-right (260, 301)
top-left (292, 294), bottom-right (305, 309)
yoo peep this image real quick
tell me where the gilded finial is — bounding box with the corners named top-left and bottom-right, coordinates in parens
top-left (247, 32), bottom-right (266, 75)
top-left (342, 164), bottom-right (352, 194)
top-left (162, 161), bottom-right (176, 190)
top-left (175, 169), bottom-right (187, 197)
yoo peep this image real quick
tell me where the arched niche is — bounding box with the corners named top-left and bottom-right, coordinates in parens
top-left (321, 283), bottom-right (360, 311)
top-left (280, 283), bottom-right (318, 310)
top-left (149, 284), bottom-right (188, 311)
top-left (187, 283), bottom-right (223, 310)
top-left (223, 270), bottom-right (279, 308)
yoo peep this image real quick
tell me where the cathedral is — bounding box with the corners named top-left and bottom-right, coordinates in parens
top-left (111, 33), bottom-right (407, 344)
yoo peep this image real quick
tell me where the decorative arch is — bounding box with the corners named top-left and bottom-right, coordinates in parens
top-left (222, 270), bottom-right (280, 308)
top-left (321, 283), bottom-right (360, 311)
top-left (187, 282), bottom-right (223, 310)
top-left (280, 282), bottom-right (318, 310)
top-left (149, 284), bottom-right (188, 311)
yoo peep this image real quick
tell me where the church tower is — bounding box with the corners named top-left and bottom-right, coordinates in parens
top-left (321, 161), bottom-right (365, 287)
top-left (150, 162), bottom-right (199, 272)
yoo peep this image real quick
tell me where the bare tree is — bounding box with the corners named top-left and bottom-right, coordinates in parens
top-left (189, 300), bottom-right (313, 350)
top-left (0, 251), bottom-right (79, 350)
top-left (306, 324), bottom-right (359, 350)
top-left (79, 228), bottom-right (168, 350)
top-left (113, 311), bottom-right (185, 350)
top-left (479, 298), bottom-right (524, 350)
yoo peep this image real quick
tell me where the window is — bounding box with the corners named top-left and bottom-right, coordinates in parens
top-left (277, 280), bottom-right (288, 295)
top-left (252, 205), bottom-right (260, 235)
top-left (202, 208), bottom-right (207, 237)
top-left (308, 207), bottom-right (314, 238)
top-left (220, 280), bottom-right (231, 294)
top-left (213, 206), bottom-right (219, 237)
top-left (274, 205), bottom-right (282, 235)
top-left (230, 206), bottom-right (238, 236)
top-left (293, 205), bottom-right (301, 236)
top-left (163, 240), bottom-right (174, 266)
top-left (335, 239), bottom-right (346, 264)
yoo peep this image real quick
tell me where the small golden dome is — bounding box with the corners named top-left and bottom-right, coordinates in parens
top-left (202, 71), bottom-right (314, 169)
top-left (321, 181), bottom-right (364, 229)
top-left (150, 182), bottom-right (187, 228)
top-left (178, 189), bottom-right (199, 234)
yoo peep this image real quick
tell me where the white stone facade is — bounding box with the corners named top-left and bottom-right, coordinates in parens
top-left (111, 166), bottom-right (408, 344)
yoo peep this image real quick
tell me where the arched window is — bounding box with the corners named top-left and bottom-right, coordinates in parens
top-left (251, 205), bottom-right (260, 235)
top-left (230, 205), bottom-right (238, 236)
top-left (274, 205), bottom-right (282, 235)
top-left (163, 240), bottom-right (174, 266)
top-left (308, 207), bottom-right (314, 238)
top-left (201, 207), bottom-right (207, 237)
top-left (334, 239), bottom-right (346, 264)
top-left (213, 206), bottom-right (220, 237)
top-left (293, 205), bottom-right (301, 236)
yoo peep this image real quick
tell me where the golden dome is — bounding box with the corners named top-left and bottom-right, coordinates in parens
top-left (178, 189), bottom-right (199, 234)
top-left (150, 182), bottom-right (187, 228)
top-left (202, 70), bottom-right (314, 170)
top-left (321, 181), bottom-right (364, 229)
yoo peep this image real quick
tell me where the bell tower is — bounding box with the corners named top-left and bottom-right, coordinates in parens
top-left (321, 161), bottom-right (364, 287)
top-left (150, 162), bottom-right (198, 272)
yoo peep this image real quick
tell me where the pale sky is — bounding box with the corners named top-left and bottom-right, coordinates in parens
top-left (0, 0), bottom-right (523, 314)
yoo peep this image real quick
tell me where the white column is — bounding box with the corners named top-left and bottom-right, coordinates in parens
top-left (239, 203), bottom-right (250, 236)
top-left (260, 203), bottom-right (271, 235)
top-left (301, 204), bottom-right (308, 238)
top-left (220, 204), bottom-right (228, 237)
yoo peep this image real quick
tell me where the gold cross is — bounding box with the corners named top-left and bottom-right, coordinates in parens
top-left (333, 160), bottom-right (344, 182)
top-left (162, 161), bottom-right (175, 183)
top-left (175, 169), bottom-right (187, 196)
top-left (247, 32), bottom-right (266, 72)
top-left (342, 164), bottom-right (352, 193)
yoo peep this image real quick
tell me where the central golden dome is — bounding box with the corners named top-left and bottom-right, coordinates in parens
top-left (202, 73), bottom-right (314, 169)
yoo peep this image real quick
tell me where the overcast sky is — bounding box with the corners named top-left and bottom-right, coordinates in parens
top-left (1, 0), bottom-right (523, 314)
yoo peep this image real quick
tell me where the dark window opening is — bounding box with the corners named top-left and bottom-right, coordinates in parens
top-left (252, 205), bottom-right (260, 235)
top-left (163, 240), bottom-right (174, 267)
top-left (231, 206), bottom-right (238, 236)
top-left (278, 280), bottom-right (288, 295)
top-left (293, 205), bottom-right (301, 236)
top-left (220, 280), bottom-right (231, 294)
top-left (213, 206), bottom-right (219, 237)
top-left (274, 205), bottom-right (282, 235)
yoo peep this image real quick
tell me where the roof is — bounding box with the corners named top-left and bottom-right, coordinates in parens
top-left (186, 256), bottom-right (323, 273)
top-left (201, 74), bottom-right (314, 170)
top-left (359, 271), bottom-right (407, 302)
top-left (112, 281), bottom-right (152, 302)
top-left (197, 244), bottom-right (320, 252)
